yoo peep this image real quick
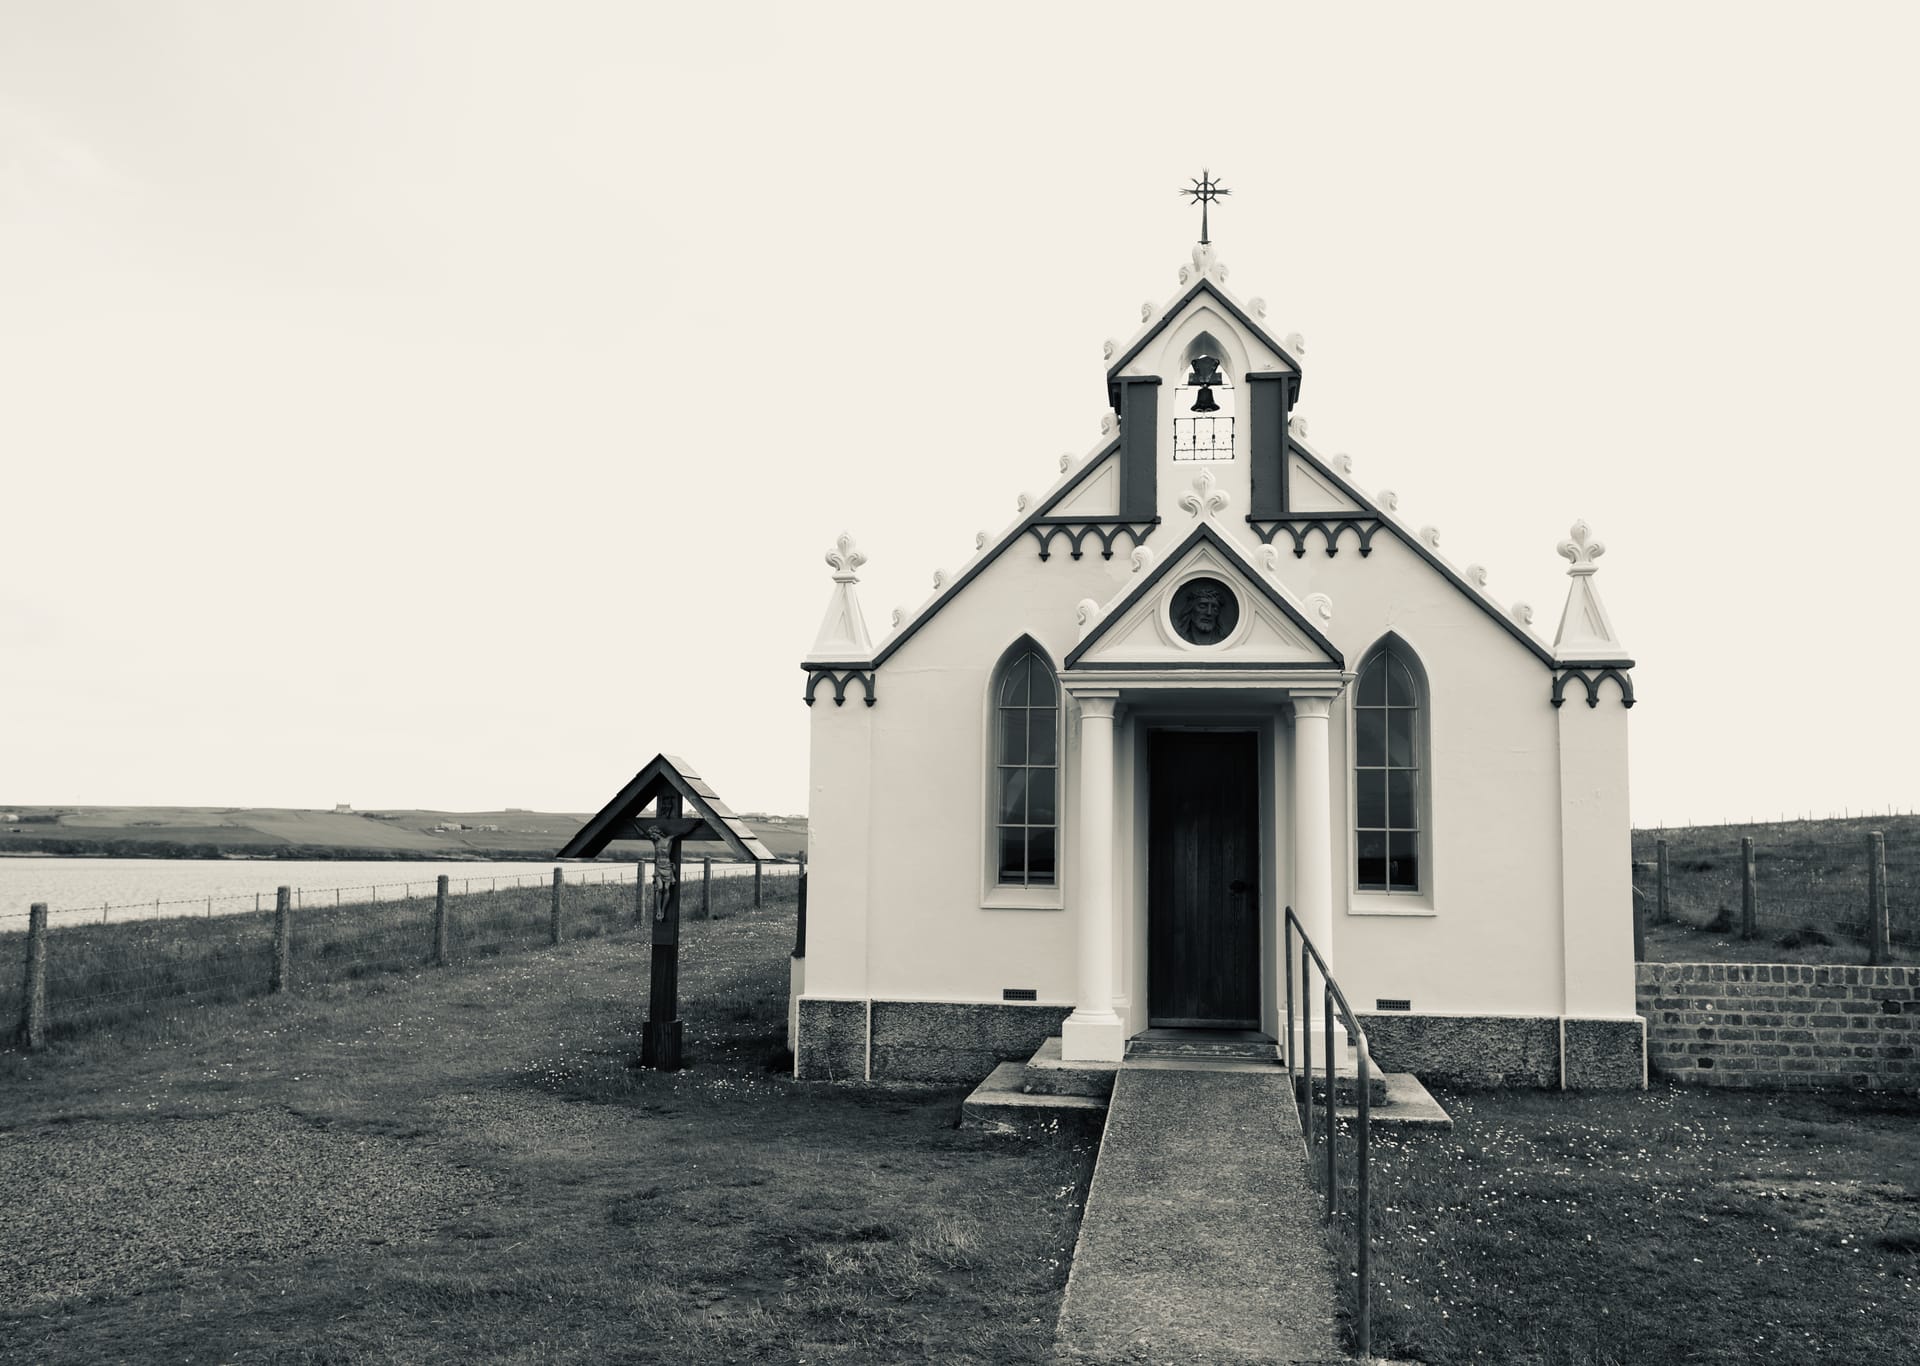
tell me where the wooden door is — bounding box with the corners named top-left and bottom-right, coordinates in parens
top-left (1148, 730), bottom-right (1261, 1028)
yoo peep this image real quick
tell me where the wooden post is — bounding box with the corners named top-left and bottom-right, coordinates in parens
top-left (1631, 886), bottom-right (1646, 962)
top-left (20, 904), bottom-right (48, 1050)
top-left (794, 853), bottom-right (808, 959)
top-left (1655, 838), bottom-right (1670, 926)
top-left (1868, 831), bottom-right (1889, 965)
top-left (550, 867), bottom-right (564, 946)
top-left (1740, 837), bottom-right (1757, 940)
top-left (636, 862), bottom-right (646, 925)
top-left (754, 860), bottom-right (763, 909)
top-left (642, 792), bottom-right (686, 1071)
top-left (432, 875), bottom-right (450, 966)
top-left (270, 887), bottom-right (292, 993)
top-left (699, 857), bottom-right (711, 920)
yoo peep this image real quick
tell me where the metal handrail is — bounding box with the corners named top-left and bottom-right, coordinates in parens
top-left (1282, 905), bottom-right (1372, 1361)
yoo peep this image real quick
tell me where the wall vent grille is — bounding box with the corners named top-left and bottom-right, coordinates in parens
top-left (1002, 988), bottom-right (1038, 1002)
top-left (1375, 998), bottom-right (1412, 1012)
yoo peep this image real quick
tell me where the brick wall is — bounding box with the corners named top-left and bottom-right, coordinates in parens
top-left (1637, 963), bottom-right (1920, 1090)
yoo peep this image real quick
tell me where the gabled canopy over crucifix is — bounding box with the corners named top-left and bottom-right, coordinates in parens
top-left (559, 753), bottom-right (775, 1070)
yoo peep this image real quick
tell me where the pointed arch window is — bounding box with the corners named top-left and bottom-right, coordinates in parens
top-left (994, 642), bottom-right (1059, 887)
top-left (1354, 646), bottom-right (1424, 893)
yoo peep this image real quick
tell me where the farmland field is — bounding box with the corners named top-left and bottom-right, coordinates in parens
top-left (0, 802), bottom-right (810, 861)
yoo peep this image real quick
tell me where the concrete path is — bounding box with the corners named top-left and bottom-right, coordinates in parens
top-left (1055, 1066), bottom-right (1344, 1364)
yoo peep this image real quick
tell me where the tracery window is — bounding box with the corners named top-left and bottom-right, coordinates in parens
top-left (994, 641), bottom-right (1058, 887)
top-left (1355, 646), bottom-right (1423, 893)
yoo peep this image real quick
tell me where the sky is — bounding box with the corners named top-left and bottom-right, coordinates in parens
top-left (3, 1), bottom-right (1917, 825)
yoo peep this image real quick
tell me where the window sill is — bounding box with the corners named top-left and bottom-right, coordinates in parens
top-left (982, 886), bottom-right (1063, 911)
top-left (1346, 893), bottom-right (1436, 918)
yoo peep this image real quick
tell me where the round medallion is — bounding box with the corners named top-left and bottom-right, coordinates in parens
top-left (1170, 576), bottom-right (1239, 646)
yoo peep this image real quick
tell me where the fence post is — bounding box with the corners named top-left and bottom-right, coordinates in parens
top-left (1655, 838), bottom-right (1669, 925)
top-left (700, 858), bottom-right (711, 920)
top-left (270, 887), bottom-right (292, 993)
top-left (433, 875), bottom-right (450, 966)
top-left (1632, 886), bottom-right (1646, 961)
top-left (1740, 837), bottom-right (1757, 940)
top-left (551, 867), bottom-right (564, 947)
top-left (1868, 831), bottom-right (1889, 965)
top-left (20, 904), bottom-right (48, 1050)
top-left (794, 853), bottom-right (808, 958)
top-left (754, 860), bottom-right (763, 909)
top-left (636, 862), bottom-right (646, 925)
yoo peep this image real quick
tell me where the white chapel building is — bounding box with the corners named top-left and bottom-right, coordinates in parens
top-left (794, 234), bottom-right (1644, 1090)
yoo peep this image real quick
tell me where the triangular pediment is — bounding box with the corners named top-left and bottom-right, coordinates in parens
top-left (1066, 522), bottom-right (1342, 671)
top-left (1050, 451), bottom-right (1119, 517)
top-left (1107, 279), bottom-right (1301, 397)
top-left (1286, 450), bottom-right (1364, 514)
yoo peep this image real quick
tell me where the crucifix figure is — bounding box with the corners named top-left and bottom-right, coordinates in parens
top-left (1180, 168), bottom-right (1230, 245)
top-left (642, 823), bottom-right (677, 920)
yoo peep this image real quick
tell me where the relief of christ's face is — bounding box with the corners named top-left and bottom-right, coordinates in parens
top-left (1171, 577), bottom-right (1239, 646)
top-left (1189, 587), bottom-right (1223, 635)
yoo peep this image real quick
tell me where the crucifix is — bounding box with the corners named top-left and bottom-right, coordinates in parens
top-left (636, 790), bottom-right (708, 1070)
top-left (555, 753), bottom-right (777, 1073)
top-left (1180, 168), bottom-right (1230, 245)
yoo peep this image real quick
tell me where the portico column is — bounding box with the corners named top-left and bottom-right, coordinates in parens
top-left (1290, 694), bottom-right (1336, 964)
top-left (1061, 691), bottom-right (1125, 1063)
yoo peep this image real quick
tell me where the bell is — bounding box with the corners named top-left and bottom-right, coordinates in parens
top-left (1186, 354), bottom-right (1222, 413)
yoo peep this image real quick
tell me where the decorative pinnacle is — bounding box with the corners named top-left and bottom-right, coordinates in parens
top-left (1180, 168), bottom-right (1230, 245)
top-left (825, 531), bottom-right (865, 581)
top-left (1558, 520), bottom-right (1606, 574)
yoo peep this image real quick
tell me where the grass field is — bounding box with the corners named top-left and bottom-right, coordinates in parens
top-left (0, 896), bottom-right (1094, 1365)
top-left (0, 866), bottom-right (798, 1051)
top-left (1326, 1084), bottom-right (1920, 1364)
top-left (1633, 815), bottom-right (1919, 950)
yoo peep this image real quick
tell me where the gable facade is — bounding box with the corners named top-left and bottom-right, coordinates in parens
top-left (794, 241), bottom-right (1642, 1088)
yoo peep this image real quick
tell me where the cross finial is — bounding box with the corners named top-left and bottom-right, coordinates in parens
top-left (1180, 168), bottom-right (1230, 245)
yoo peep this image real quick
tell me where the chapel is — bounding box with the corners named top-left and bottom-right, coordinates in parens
top-left (792, 210), bottom-right (1643, 1089)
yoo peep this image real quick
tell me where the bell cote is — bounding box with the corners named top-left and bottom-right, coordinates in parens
top-left (1103, 251), bottom-right (1303, 525)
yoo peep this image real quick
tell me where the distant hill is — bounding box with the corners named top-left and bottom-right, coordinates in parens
top-left (0, 804), bottom-right (809, 862)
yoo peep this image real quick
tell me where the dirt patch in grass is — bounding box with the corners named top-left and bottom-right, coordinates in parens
top-left (0, 901), bottom-right (1094, 1364)
top-left (1329, 1084), bottom-right (1920, 1365)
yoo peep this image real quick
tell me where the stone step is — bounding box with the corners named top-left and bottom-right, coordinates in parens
top-left (1021, 1036), bottom-right (1119, 1099)
top-left (1336, 1070), bottom-right (1453, 1129)
top-left (1293, 1062), bottom-right (1390, 1107)
top-left (1127, 1032), bottom-right (1278, 1062)
top-left (960, 1061), bottom-right (1106, 1141)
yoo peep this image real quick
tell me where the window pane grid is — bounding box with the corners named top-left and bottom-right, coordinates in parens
top-left (1355, 654), bottom-right (1420, 893)
top-left (996, 650), bottom-right (1058, 888)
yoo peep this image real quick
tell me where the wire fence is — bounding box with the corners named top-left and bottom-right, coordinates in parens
top-left (1631, 818), bottom-right (1917, 947)
top-left (2, 860), bottom-right (802, 1050)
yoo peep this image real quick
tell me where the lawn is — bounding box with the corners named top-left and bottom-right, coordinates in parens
top-left (0, 897), bottom-right (1094, 1364)
top-left (1327, 1084), bottom-right (1920, 1365)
